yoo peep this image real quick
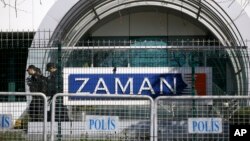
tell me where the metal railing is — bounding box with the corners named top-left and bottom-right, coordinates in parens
top-left (0, 92), bottom-right (47, 141)
top-left (50, 93), bottom-right (154, 141)
top-left (2, 92), bottom-right (250, 141)
top-left (154, 96), bottom-right (250, 141)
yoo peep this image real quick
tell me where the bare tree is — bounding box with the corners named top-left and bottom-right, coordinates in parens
top-left (0, 0), bottom-right (42, 17)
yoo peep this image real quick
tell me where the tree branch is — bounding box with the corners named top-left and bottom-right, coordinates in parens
top-left (0, 0), bottom-right (42, 17)
top-left (0, 0), bottom-right (7, 7)
top-left (15, 0), bottom-right (17, 18)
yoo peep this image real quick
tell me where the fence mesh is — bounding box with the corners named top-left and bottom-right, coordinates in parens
top-left (1, 30), bottom-right (250, 141)
top-left (25, 42), bottom-right (249, 98)
top-left (0, 92), bottom-right (47, 141)
top-left (155, 96), bottom-right (250, 141)
top-left (0, 31), bottom-right (249, 97)
top-left (51, 94), bottom-right (153, 141)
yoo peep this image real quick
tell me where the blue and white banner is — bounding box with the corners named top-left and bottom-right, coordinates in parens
top-left (68, 73), bottom-right (187, 96)
top-left (188, 118), bottom-right (222, 134)
top-left (85, 115), bottom-right (119, 132)
top-left (63, 67), bottom-right (212, 105)
top-left (0, 114), bottom-right (12, 129)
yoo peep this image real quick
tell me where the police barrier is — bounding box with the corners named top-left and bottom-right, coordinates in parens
top-left (0, 92), bottom-right (47, 141)
top-left (50, 93), bottom-right (154, 141)
top-left (2, 93), bottom-right (250, 141)
top-left (154, 96), bottom-right (250, 141)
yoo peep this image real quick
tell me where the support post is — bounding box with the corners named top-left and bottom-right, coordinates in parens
top-left (57, 41), bottom-right (62, 141)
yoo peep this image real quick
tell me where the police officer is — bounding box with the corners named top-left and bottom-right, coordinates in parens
top-left (26, 65), bottom-right (47, 121)
top-left (27, 65), bottom-right (47, 93)
top-left (46, 63), bottom-right (60, 96)
top-left (46, 63), bottom-right (69, 121)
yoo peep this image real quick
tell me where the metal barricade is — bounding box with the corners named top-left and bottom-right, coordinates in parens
top-left (0, 92), bottom-right (47, 141)
top-left (154, 96), bottom-right (250, 141)
top-left (50, 93), bottom-right (154, 141)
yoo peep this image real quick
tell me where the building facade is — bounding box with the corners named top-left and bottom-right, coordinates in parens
top-left (1, 0), bottom-right (250, 96)
top-left (27, 0), bottom-right (250, 97)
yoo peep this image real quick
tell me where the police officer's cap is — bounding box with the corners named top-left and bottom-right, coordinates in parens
top-left (46, 63), bottom-right (56, 71)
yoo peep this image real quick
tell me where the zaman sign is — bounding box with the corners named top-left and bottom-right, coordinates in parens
top-left (63, 67), bottom-right (212, 105)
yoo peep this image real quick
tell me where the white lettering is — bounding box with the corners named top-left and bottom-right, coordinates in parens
top-left (115, 78), bottom-right (133, 94)
top-left (74, 76), bottom-right (179, 95)
top-left (138, 78), bottom-right (155, 95)
top-left (242, 129), bottom-right (247, 135)
top-left (94, 78), bottom-right (110, 94)
top-left (234, 129), bottom-right (241, 136)
top-left (234, 129), bottom-right (247, 136)
top-left (160, 77), bottom-right (176, 94)
top-left (75, 78), bottom-right (89, 93)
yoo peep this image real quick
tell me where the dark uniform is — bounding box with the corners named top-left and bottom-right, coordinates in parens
top-left (47, 68), bottom-right (62, 97)
top-left (26, 65), bottom-right (48, 121)
top-left (46, 63), bottom-right (69, 121)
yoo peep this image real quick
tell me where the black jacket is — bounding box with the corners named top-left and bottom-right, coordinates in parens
top-left (27, 72), bottom-right (48, 121)
top-left (47, 70), bottom-right (63, 96)
top-left (27, 74), bottom-right (48, 94)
